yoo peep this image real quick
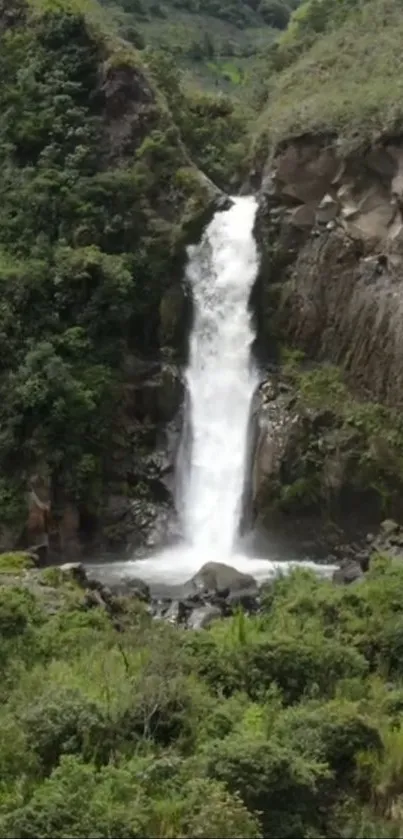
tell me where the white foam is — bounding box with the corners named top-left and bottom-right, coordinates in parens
top-left (88, 546), bottom-right (336, 587)
top-left (178, 196), bottom-right (259, 556)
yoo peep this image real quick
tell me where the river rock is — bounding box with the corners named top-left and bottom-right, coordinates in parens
top-left (108, 576), bottom-right (151, 602)
top-left (164, 599), bottom-right (189, 624)
top-left (59, 562), bottom-right (88, 586)
top-left (367, 519), bottom-right (403, 560)
top-left (187, 604), bottom-right (223, 630)
top-left (190, 561), bottom-right (257, 595)
top-left (333, 559), bottom-right (364, 585)
top-left (226, 589), bottom-right (261, 611)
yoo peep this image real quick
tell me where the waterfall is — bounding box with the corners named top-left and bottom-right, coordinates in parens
top-left (179, 195), bottom-right (259, 556)
top-left (92, 197), bottom-right (336, 586)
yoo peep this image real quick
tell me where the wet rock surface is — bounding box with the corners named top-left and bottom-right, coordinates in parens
top-left (92, 522), bottom-right (403, 620)
top-left (11, 518), bottom-right (401, 631)
top-left (114, 559), bottom-right (261, 628)
top-left (332, 559), bottom-right (364, 586)
top-left (189, 561), bottom-right (258, 596)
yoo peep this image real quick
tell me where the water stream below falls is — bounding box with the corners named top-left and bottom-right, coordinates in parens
top-left (90, 196), bottom-right (334, 587)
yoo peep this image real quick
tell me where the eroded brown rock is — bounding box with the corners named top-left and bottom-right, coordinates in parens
top-left (256, 136), bottom-right (403, 408)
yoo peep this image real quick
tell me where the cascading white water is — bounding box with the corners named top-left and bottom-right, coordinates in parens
top-left (87, 197), bottom-right (336, 587)
top-left (179, 195), bottom-right (259, 556)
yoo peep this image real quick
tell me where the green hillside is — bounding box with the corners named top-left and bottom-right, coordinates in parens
top-left (100, 0), bottom-right (301, 92)
top-left (253, 0), bottom-right (403, 159)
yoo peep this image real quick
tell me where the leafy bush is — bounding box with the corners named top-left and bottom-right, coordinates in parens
top-left (1, 557), bottom-right (403, 834)
top-left (201, 731), bottom-right (330, 836)
top-left (0, 754), bottom-right (262, 838)
top-left (19, 688), bottom-right (115, 772)
top-left (0, 586), bottom-right (42, 640)
top-left (0, 552), bottom-right (34, 574)
top-left (259, 0), bottom-right (290, 27)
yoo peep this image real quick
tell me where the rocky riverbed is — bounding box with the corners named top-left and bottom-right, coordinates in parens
top-left (6, 517), bottom-right (400, 633)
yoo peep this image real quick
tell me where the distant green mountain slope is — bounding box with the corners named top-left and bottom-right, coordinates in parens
top-left (100, 0), bottom-right (301, 92)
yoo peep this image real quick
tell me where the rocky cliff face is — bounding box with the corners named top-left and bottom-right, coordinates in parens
top-left (252, 136), bottom-right (403, 542)
top-left (256, 136), bottom-right (403, 406)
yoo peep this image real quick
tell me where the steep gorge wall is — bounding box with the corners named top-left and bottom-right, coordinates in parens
top-left (256, 136), bottom-right (403, 407)
top-left (250, 136), bottom-right (403, 544)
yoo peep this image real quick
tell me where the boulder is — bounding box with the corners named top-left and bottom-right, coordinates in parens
top-left (380, 518), bottom-right (399, 537)
top-left (227, 589), bottom-right (260, 611)
top-left (190, 562), bottom-right (257, 599)
top-left (59, 562), bottom-right (88, 586)
top-left (108, 575), bottom-right (150, 602)
top-left (365, 147), bottom-right (396, 178)
top-left (333, 559), bottom-right (364, 585)
top-left (164, 599), bottom-right (189, 624)
top-left (316, 194), bottom-right (339, 224)
top-left (368, 519), bottom-right (403, 560)
top-left (289, 204), bottom-right (315, 229)
top-left (187, 604), bottom-right (223, 630)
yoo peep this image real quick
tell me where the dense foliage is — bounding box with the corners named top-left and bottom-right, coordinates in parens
top-left (147, 50), bottom-right (248, 187)
top-left (0, 0), bottom-right (231, 534)
top-left (2, 553), bottom-right (403, 836)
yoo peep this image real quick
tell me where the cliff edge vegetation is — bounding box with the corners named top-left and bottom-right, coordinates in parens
top-left (0, 0), bottom-right (227, 551)
top-left (253, 0), bottom-right (403, 160)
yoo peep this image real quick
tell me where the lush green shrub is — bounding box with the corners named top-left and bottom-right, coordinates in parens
top-left (0, 586), bottom-right (42, 640)
top-left (259, 0), bottom-right (290, 27)
top-left (238, 635), bottom-right (368, 703)
top-left (19, 688), bottom-right (115, 772)
top-left (0, 552), bottom-right (34, 574)
top-left (1, 552), bottom-right (403, 835)
top-left (0, 754), bottom-right (262, 838)
top-left (272, 700), bottom-right (383, 779)
top-left (201, 731), bottom-right (330, 836)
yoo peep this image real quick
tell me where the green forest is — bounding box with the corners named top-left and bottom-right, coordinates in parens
top-left (3, 552), bottom-right (403, 837)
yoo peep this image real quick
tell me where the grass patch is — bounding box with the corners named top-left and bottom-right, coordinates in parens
top-left (254, 0), bottom-right (403, 154)
top-left (0, 553), bottom-right (35, 575)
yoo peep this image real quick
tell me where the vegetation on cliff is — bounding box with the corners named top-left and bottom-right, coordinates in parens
top-left (272, 359), bottom-right (403, 520)
top-left (0, 0), bottom-right (233, 541)
top-left (253, 0), bottom-right (403, 157)
top-left (1, 554), bottom-right (403, 836)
